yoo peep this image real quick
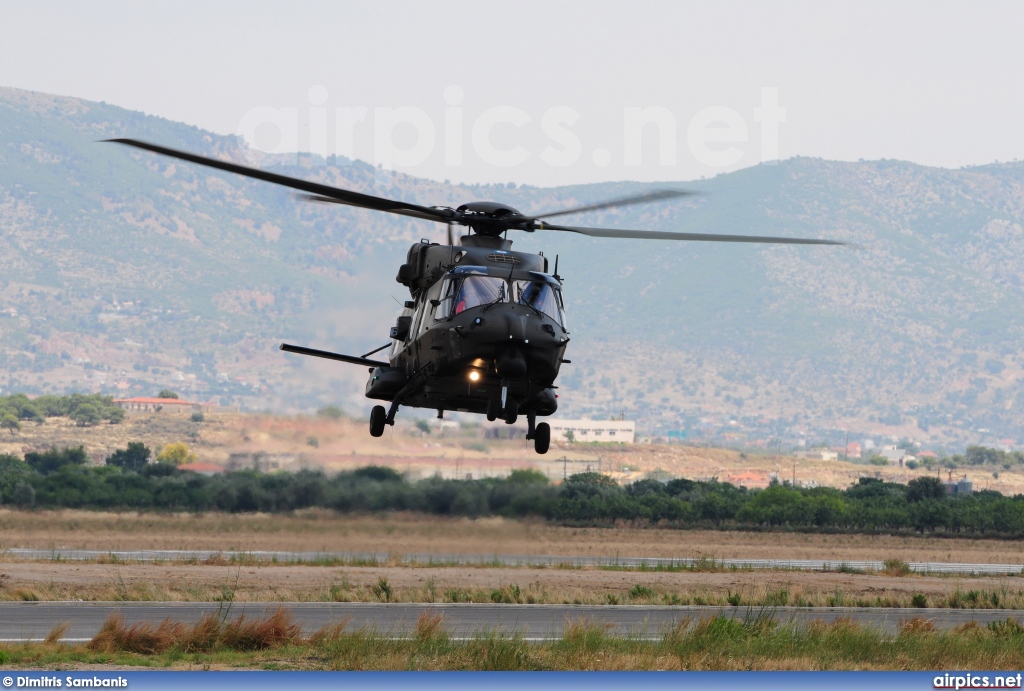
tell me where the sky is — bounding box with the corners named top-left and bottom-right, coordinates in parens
top-left (2, 0), bottom-right (1024, 186)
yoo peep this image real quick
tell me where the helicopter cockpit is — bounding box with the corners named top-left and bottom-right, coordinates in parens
top-left (433, 267), bottom-right (566, 327)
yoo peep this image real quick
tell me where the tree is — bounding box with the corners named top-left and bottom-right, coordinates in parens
top-left (414, 419), bottom-right (431, 435)
top-left (106, 442), bottom-right (152, 472)
top-left (1, 413), bottom-right (21, 435)
top-left (156, 442), bottom-right (196, 465)
top-left (10, 481), bottom-right (35, 508)
top-left (317, 405), bottom-right (344, 420)
top-left (565, 429), bottom-right (575, 443)
top-left (70, 403), bottom-right (102, 427)
top-left (25, 446), bottom-right (88, 474)
top-left (906, 476), bottom-right (946, 502)
top-left (506, 469), bottom-right (549, 485)
top-left (157, 390), bottom-right (179, 399)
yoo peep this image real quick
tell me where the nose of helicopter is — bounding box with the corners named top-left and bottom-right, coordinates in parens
top-left (501, 310), bottom-right (529, 341)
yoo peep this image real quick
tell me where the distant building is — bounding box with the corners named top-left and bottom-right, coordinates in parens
top-left (548, 419), bottom-right (635, 443)
top-left (797, 448), bottom-right (837, 461)
top-left (878, 445), bottom-right (915, 464)
top-left (951, 476), bottom-right (973, 495)
top-left (114, 397), bottom-right (207, 413)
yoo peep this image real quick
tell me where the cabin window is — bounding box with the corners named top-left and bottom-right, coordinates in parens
top-left (514, 280), bottom-right (565, 326)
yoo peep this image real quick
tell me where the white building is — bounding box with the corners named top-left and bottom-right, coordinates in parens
top-left (547, 419), bottom-right (635, 443)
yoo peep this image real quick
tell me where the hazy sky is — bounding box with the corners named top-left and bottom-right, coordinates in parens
top-left (2, 0), bottom-right (1023, 186)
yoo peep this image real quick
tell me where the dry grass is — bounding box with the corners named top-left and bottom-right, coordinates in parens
top-left (898, 617), bottom-right (937, 635)
top-left (43, 622), bottom-right (70, 645)
top-left (86, 606), bottom-right (301, 654)
top-left (3, 609), bottom-right (1024, 670)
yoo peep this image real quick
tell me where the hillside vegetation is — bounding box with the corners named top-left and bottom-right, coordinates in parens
top-left (3, 87), bottom-right (1024, 448)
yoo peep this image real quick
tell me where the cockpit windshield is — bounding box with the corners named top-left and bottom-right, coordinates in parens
top-left (434, 273), bottom-right (566, 328)
top-left (454, 276), bottom-right (506, 314)
top-left (514, 280), bottom-right (565, 326)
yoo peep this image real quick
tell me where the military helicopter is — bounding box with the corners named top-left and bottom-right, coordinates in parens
top-left (108, 139), bottom-right (845, 454)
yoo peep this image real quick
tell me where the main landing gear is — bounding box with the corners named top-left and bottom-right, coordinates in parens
top-left (369, 405), bottom-right (386, 437)
top-left (369, 397), bottom-right (402, 437)
top-left (526, 412), bottom-right (550, 455)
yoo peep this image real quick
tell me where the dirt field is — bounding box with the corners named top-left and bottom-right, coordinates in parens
top-left (3, 510), bottom-right (1024, 564)
top-left (3, 511), bottom-right (1024, 607)
top-left (2, 557), bottom-right (1023, 608)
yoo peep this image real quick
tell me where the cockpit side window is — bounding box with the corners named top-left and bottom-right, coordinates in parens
top-left (434, 278), bottom-right (456, 320)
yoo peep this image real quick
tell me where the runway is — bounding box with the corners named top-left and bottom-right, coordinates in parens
top-left (1, 602), bottom-right (1021, 642)
top-left (6, 548), bottom-right (1023, 575)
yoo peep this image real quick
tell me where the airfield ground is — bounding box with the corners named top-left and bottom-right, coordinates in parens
top-left (2, 511), bottom-right (1024, 608)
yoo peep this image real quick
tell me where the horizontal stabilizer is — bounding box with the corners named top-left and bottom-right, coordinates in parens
top-left (280, 343), bottom-right (389, 368)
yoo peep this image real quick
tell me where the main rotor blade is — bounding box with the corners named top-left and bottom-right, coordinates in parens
top-left (527, 189), bottom-right (698, 221)
top-left (536, 222), bottom-right (848, 245)
top-left (105, 139), bottom-right (450, 224)
top-left (292, 192), bottom-right (444, 222)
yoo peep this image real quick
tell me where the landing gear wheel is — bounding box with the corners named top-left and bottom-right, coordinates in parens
top-left (504, 398), bottom-right (518, 425)
top-left (534, 422), bottom-right (550, 454)
top-left (369, 405), bottom-right (387, 437)
top-left (486, 397), bottom-right (501, 422)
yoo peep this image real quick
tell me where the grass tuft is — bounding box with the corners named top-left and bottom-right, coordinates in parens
top-left (87, 614), bottom-right (183, 654)
top-left (43, 621), bottom-right (71, 645)
top-left (220, 607), bottom-right (301, 651)
top-left (898, 617), bottom-right (936, 635)
top-left (414, 611), bottom-right (446, 642)
top-left (85, 606), bottom-right (301, 654)
top-left (882, 558), bottom-right (912, 577)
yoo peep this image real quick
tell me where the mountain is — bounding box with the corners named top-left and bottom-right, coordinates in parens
top-left (3, 86), bottom-right (1024, 450)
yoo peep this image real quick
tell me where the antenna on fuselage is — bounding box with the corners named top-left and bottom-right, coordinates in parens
top-left (553, 254), bottom-right (561, 282)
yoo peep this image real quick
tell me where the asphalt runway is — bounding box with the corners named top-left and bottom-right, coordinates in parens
top-left (6, 548), bottom-right (1023, 575)
top-left (2, 602), bottom-right (1022, 642)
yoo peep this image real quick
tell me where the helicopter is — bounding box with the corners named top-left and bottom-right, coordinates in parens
top-left (108, 138), bottom-right (845, 454)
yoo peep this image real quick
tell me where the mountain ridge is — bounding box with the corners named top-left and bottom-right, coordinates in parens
top-left (3, 86), bottom-right (1024, 451)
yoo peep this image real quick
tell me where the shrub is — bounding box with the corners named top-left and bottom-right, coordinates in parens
top-left (371, 577), bottom-right (393, 602)
top-left (628, 584), bottom-right (655, 600)
top-left (10, 481), bottom-right (35, 508)
top-left (882, 558), bottom-right (912, 576)
top-left (911, 593), bottom-right (928, 608)
top-left (317, 405), bottom-right (344, 420)
top-left (191, 411), bottom-right (205, 423)
top-left (156, 442), bottom-right (196, 465)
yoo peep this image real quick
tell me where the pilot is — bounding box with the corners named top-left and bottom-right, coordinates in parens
top-left (520, 282), bottom-right (550, 312)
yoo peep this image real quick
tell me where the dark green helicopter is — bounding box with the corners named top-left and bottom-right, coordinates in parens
top-left (108, 139), bottom-right (845, 454)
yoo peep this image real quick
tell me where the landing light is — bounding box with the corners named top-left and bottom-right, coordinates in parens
top-left (468, 370), bottom-right (481, 382)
